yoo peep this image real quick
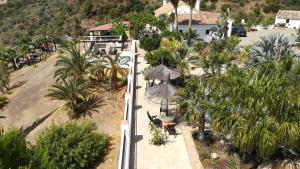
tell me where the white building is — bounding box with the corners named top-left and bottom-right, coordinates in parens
top-left (275, 10), bottom-right (300, 29)
top-left (154, 0), bottom-right (232, 40)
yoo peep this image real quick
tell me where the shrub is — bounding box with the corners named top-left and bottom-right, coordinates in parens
top-left (0, 129), bottom-right (31, 169)
top-left (145, 49), bottom-right (176, 68)
top-left (160, 31), bottom-right (181, 41)
top-left (0, 96), bottom-right (8, 110)
top-left (32, 122), bottom-right (109, 169)
top-left (263, 0), bottom-right (281, 13)
top-left (193, 42), bottom-right (208, 53)
top-left (221, 3), bottom-right (231, 14)
top-left (139, 36), bottom-right (161, 52)
top-left (149, 125), bottom-right (166, 145)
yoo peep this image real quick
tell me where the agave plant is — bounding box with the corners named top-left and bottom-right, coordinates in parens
top-left (250, 34), bottom-right (295, 63)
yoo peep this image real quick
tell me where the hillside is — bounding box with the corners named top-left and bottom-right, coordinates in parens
top-left (0, 0), bottom-right (161, 46)
top-left (202, 0), bottom-right (300, 27)
top-left (1, 0), bottom-right (300, 46)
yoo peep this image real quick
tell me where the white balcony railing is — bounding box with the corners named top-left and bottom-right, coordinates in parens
top-left (118, 40), bottom-right (137, 169)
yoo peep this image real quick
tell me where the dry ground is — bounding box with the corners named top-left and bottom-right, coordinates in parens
top-left (0, 52), bottom-right (124, 169)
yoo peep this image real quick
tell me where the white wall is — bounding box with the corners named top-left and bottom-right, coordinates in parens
top-left (167, 6), bottom-right (198, 15)
top-left (275, 18), bottom-right (300, 29)
top-left (178, 24), bottom-right (219, 38)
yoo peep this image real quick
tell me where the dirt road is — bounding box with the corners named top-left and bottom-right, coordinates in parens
top-left (0, 53), bottom-right (64, 130)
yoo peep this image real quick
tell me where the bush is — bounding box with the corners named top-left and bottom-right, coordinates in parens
top-left (0, 96), bottom-right (8, 110)
top-left (145, 49), bottom-right (176, 68)
top-left (263, 0), bottom-right (281, 13)
top-left (0, 129), bottom-right (31, 169)
top-left (160, 31), bottom-right (181, 41)
top-left (32, 122), bottom-right (109, 169)
top-left (140, 36), bottom-right (161, 52)
top-left (149, 125), bottom-right (166, 145)
top-left (193, 42), bottom-right (208, 53)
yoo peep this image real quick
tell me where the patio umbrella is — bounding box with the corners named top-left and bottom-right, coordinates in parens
top-left (143, 64), bottom-right (181, 81)
top-left (145, 82), bottom-right (177, 116)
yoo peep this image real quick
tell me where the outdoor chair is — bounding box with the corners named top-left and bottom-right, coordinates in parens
top-left (147, 111), bottom-right (161, 127)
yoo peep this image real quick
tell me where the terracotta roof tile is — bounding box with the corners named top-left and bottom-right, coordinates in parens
top-left (277, 10), bottom-right (300, 20)
top-left (178, 11), bottom-right (220, 25)
top-left (89, 21), bottom-right (129, 32)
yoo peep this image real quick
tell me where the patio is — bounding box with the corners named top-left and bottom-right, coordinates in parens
top-left (130, 48), bottom-right (192, 169)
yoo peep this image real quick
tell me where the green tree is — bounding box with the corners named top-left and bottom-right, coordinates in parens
top-left (0, 129), bottom-right (31, 169)
top-left (32, 122), bottom-right (109, 169)
top-left (47, 80), bottom-right (103, 118)
top-left (0, 61), bottom-right (10, 93)
top-left (145, 49), bottom-right (177, 68)
top-left (140, 36), bottom-right (161, 52)
top-left (55, 41), bottom-right (91, 81)
top-left (18, 43), bottom-right (33, 66)
top-left (210, 58), bottom-right (300, 159)
top-left (0, 47), bottom-right (18, 70)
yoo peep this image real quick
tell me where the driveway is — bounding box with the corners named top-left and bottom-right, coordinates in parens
top-left (239, 28), bottom-right (298, 46)
top-left (0, 53), bottom-right (64, 130)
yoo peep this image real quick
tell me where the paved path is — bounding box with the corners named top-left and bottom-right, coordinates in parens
top-left (239, 28), bottom-right (297, 46)
top-left (131, 48), bottom-right (192, 169)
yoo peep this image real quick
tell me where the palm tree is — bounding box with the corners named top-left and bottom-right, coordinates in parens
top-left (160, 37), bottom-right (180, 53)
top-left (55, 42), bottom-right (91, 81)
top-left (184, 0), bottom-right (197, 46)
top-left (18, 43), bottom-right (32, 66)
top-left (250, 34), bottom-right (294, 64)
top-left (0, 48), bottom-right (18, 70)
top-left (175, 45), bottom-right (190, 76)
top-left (47, 79), bottom-right (103, 118)
top-left (100, 54), bottom-right (129, 91)
top-left (174, 76), bottom-right (208, 139)
top-left (170, 0), bottom-right (180, 32)
top-left (210, 58), bottom-right (300, 160)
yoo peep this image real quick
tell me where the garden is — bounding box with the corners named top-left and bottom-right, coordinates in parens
top-left (137, 13), bottom-right (300, 167)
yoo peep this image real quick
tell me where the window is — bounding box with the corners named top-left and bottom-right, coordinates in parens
top-left (286, 19), bottom-right (290, 23)
top-left (179, 30), bottom-right (183, 33)
top-left (206, 30), bottom-right (210, 35)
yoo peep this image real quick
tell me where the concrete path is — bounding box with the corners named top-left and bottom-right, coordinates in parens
top-left (131, 48), bottom-right (192, 169)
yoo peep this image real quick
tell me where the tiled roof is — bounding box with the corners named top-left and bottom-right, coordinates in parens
top-left (178, 11), bottom-right (220, 25)
top-left (89, 21), bottom-right (129, 32)
top-left (89, 24), bottom-right (113, 31)
top-left (154, 1), bottom-right (199, 16)
top-left (277, 10), bottom-right (300, 20)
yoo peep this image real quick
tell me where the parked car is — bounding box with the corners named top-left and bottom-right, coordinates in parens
top-left (231, 27), bottom-right (247, 37)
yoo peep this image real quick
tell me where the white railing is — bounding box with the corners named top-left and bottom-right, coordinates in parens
top-left (82, 35), bottom-right (122, 42)
top-left (118, 40), bottom-right (137, 169)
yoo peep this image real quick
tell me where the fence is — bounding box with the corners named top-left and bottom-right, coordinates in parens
top-left (118, 40), bottom-right (137, 169)
top-left (82, 35), bottom-right (122, 42)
